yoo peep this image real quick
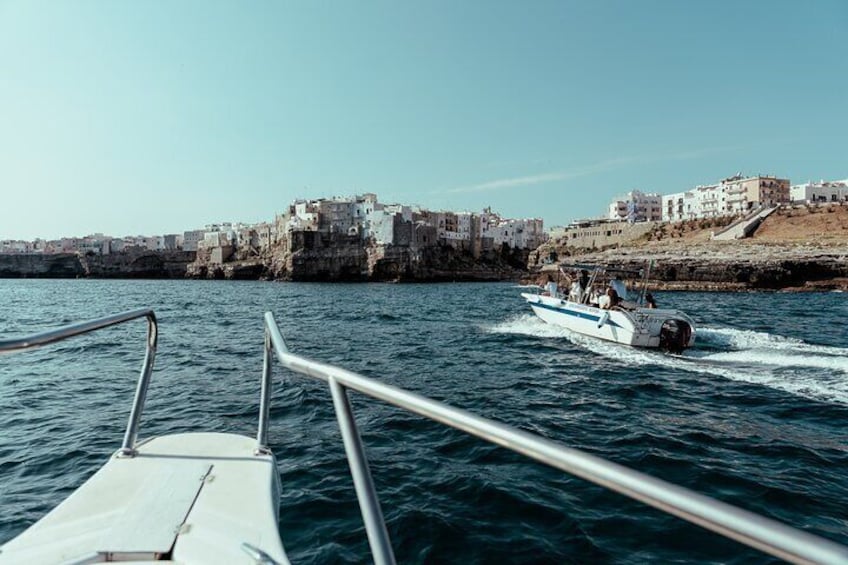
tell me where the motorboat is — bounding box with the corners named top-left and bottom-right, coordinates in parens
top-left (1, 309), bottom-right (844, 564)
top-left (521, 263), bottom-right (696, 352)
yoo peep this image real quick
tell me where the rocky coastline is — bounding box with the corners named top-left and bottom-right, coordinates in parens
top-left (0, 245), bottom-right (529, 282)
top-left (528, 241), bottom-right (848, 292)
top-left (186, 240), bottom-right (530, 282)
top-left (0, 250), bottom-right (196, 279)
top-left (4, 211), bottom-right (848, 290)
top-left (3, 242), bottom-right (847, 291)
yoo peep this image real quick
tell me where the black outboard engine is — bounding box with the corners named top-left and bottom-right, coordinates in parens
top-left (659, 319), bottom-right (692, 354)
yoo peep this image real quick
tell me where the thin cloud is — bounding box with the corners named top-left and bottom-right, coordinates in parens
top-left (443, 145), bottom-right (739, 194)
top-left (445, 156), bottom-right (636, 194)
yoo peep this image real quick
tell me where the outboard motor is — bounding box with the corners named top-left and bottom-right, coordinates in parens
top-left (659, 319), bottom-right (692, 354)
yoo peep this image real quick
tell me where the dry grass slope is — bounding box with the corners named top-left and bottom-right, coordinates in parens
top-left (754, 203), bottom-right (848, 244)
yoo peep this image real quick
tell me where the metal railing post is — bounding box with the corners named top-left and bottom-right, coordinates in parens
top-left (328, 376), bottom-right (396, 565)
top-left (256, 329), bottom-right (273, 453)
top-left (119, 312), bottom-right (158, 456)
top-left (1, 309), bottom-right (159, 458)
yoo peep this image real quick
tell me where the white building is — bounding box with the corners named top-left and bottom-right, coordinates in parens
top-left (288, 200), bottom-right (320, 232)
top-left (608, 190), bottom-right (663, 222)
top-left (790, 180), bottom-right (848, 204)
top-left (365, 209), bottom-right (400, 245)
top-left (0, 240), bottom-right (31, 253)
top-left (145, 236), bottom-right (165, 252)
top-left (662, 191), bottom-right (692, 222)
top-left (692, 183), bottom-right (725, 218)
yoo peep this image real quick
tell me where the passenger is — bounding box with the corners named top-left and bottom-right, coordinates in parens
top-left (579, 269), bottom-right (590, 290)
top-left (568, 280), bottom-right (583, 302)
top-left (610, 277), bottom-right (627, 301)
top-left (588, 287), bottom-right (600, 306)
top-left (645, 293), bottom-right (657, 309)
top-left (599, 287), bottom-right (620, 310)
top-left (602, 287), bottom-right (620, 310)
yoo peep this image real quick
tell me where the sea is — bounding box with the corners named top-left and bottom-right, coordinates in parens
top-left (0, 279), bottom-right (846, 564)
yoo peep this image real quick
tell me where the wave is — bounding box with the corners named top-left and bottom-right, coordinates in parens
top-left (488, 315), bottom-right (848, 406)
top-left (697, 326), bottom-right (848, 357)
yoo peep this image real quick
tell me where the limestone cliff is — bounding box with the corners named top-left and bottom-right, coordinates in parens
top-left (0, 253), bottom-right (84, 278)
top-left (541, 243), bottom-right (848, 291)
top-left (80, 250), bottom-right (196, 278)
top-left (0, 250), bottom-right (196, 279)
top-left (187, 231), bottom-right (530, 282)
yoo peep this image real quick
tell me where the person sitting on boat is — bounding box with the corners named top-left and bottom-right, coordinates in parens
top-left (645, 293), bottom-right (657, 309)
top-left (588, 287), bottom-right (600, 306)
top-left (599, 287), bottom-right (621, 310)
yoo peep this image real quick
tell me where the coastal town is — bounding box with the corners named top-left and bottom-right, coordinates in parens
top-left (2, 173), bottom-right (846, 257)
top-left (0, 193), bottom-right (546, 259)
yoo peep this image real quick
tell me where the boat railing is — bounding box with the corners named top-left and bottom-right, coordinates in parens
top-left (260, 311), bottom-right (848, 565)
top-left (0, 308), bottom-right (158, 456)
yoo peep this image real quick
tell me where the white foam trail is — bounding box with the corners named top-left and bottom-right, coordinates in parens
top-left (489, 315), bottom-right (848, 406)
top-left (488, 314), bottom-right (577, 339)
top-left (699, 326), bottom-right (848, 357)
top-left (700, 350), bottom-right (848, 372)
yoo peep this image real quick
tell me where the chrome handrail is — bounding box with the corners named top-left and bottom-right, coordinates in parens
top-left (0, 308), bottom-right (158, 456)
top-left (261, 312), bottom-right (848, 565)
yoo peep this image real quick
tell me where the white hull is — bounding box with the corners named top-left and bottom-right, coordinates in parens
top-left (521, 293), bottom-right (696, 349)
top-left (0, 433), bottom-right (289, 565)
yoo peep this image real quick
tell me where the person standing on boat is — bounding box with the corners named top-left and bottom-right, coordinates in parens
top-left (568, 280), bottom-right (583, 302)
top-left (610, 277), bottom-right (627, 301)
top-left (579, 269), bottom-right (590, 290)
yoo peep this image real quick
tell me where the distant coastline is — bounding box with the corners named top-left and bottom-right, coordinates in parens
top-left (4, 205), bottom-right (848, 291)
top-left (2, 244), bottom-right (847, 292)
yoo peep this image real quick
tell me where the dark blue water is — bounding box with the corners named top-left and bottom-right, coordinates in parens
top-left (1, 280), bottom-right (846, 563)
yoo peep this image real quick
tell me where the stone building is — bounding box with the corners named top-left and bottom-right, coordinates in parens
top-left (182, 230), bottom-right (205, 252)
top-left (556, 219), bottom-right (655, 249)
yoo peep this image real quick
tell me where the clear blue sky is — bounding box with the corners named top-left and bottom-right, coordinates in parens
top-left (1, 1), bottom-right (846, 240)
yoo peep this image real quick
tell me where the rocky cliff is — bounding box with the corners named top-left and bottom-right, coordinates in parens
top-left (0, 253), bottom-right (84, 278)
top-left (538, 243), bottom-right (848, 291)
top-left (188, 234), bottom-right (530, 282)
top-left (0, 250), bottom-right (196, 279)
top-left (80, 250), bottom-right (196, 278)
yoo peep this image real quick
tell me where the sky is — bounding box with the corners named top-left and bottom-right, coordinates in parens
top-left (1, 1), bottom-right (846, 240)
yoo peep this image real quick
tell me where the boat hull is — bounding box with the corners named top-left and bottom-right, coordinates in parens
top-left (521, 293), bottom-right (696, 350)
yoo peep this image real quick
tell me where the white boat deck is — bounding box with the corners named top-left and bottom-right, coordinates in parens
top-left (0, 433), bottom-right (289, 565)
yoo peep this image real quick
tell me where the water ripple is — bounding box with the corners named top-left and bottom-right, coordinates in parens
top-left (0, 281), bottom-right (846, 563)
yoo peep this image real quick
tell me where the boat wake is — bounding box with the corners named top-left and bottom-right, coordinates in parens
top-left (488, 315), bottom-right (848, 406)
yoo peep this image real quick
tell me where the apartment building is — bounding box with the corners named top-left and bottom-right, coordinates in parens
top-left (608, 190), bottom-right (663, 222)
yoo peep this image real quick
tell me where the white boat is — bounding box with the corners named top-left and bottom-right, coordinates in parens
top-left (2, 309), bottom-right (844, 564)
top-left (522, 263), bottom-right (696, 352)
